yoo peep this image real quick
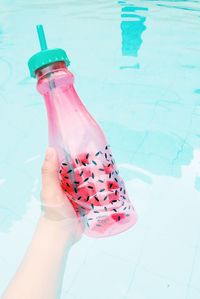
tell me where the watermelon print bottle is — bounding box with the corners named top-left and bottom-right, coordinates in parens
top-left (28, 25), bottom-right (137, 238)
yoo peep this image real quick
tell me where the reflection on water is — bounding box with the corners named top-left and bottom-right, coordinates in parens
top-left (119, 2), bottom-right (148, 58)
top-left (114, 1), bottom-right (200, 185)
top-left (156, 3), bottom-right (200, 11)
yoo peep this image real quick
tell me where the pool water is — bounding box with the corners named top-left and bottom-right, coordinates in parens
top-left (0, 1), bottom-right (200, 298)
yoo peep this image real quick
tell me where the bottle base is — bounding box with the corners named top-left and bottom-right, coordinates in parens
top-left (83, 210), bottom-right (138, 238)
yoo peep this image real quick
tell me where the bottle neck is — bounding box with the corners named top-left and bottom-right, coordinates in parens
top-left (35, 61), bottom-right (68, 80)
top-left (36, 61), bottom-right (74, 95)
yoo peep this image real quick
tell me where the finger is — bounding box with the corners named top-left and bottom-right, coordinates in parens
top-left (41, 147), bottom-right (65, 205)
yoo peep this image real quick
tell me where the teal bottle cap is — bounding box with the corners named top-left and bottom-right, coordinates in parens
top-left (28, 24), bottom-right (70, 78)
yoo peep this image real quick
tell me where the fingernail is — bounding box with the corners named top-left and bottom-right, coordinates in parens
top-left (45, 147), bottom-right (55, 161)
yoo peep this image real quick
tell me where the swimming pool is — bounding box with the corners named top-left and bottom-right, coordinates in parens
top-left (0, 0), bottom-right (200, 298)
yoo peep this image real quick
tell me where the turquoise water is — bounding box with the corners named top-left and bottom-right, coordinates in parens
top-left (0, 1), bottom-right (200, 298)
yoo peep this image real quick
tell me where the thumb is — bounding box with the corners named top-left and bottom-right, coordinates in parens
top-left (41, 147), bottom-right (65, 206)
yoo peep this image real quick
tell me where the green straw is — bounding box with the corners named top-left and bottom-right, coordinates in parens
top-left (36, 24), bottom-right (47, 51)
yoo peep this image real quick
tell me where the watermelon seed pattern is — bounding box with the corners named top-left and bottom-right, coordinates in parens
top-left (59, 144), bottom-right (135, 235)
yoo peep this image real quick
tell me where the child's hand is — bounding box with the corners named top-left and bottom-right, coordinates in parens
top-left (40, 147), bottom-right (84, 245)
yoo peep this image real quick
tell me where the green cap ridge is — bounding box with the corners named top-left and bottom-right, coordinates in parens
top-left (28, 24), bottom-right (70, 78)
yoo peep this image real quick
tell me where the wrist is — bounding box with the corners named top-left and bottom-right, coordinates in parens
top-left (38, 215), bottom-right (75, 249)
top-left (39, 202), bottom-right (84, 246)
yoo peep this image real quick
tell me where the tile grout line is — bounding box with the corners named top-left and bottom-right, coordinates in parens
top-left (122, 228), bottom-right (149, 299)
top-left (185, 231), bottom-right (200, 299)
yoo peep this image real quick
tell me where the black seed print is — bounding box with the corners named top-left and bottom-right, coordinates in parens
top-left (124, 189), bottom-right (126, 194)
top-left (66, 183), bottom-right (70, 187)
top-left (86, 196), bottom-right (90, 201)
top-left (105, 145), bottom-right (108, 150)
top-left (115, 171), bottom-right (119, 175)
top-left (94, 196), bottom-right (99, 201)
top-left (82, 214), bottom-right (86, 217)
top-left (103, 195), bottom-right (108, 200)
top-left (84, 178), bottom-right (89, 182)
top-left (123, 207), bottom-right (127, 210)
top-left (78, 196), bottom-right (81, 200)
top-left (62, 163), bottom-right (67, 166)
top-left (67, 169), bottom-right (72, 173)
top-left (99, 168), bottom-right (104, 171)
top-left (74, 188), bottom-right (78, 193)
top-left (80, 170), bottom-right (84, 176)
top-left (86, 153), bottom-right (89, 159)
top-left (82, 161), bottom-right (86, 166)
top-left (123, 196), bottom-right (126, 199)
top-left (118, 216), bottom-right (121, 221)
top-left (112, 200), bottom-right (117, 203)
top-left (109, 173), bottom-right (112, 179)
top-left (64, 176), bottom-right (69, 179)
top-left (92, 173), bottom-right (95, 179)
top-left (113, 209), bottom-right (117, 212)
top-left (64, 189), bottom-right (67, 192)
top-left (110, 154), bottom-right (112, 157)
top-left (107, 164), bottom-right (111, 167)
top-left (120, 187), bottom-right (123, 191)
top-left (99, 188), bottom-right (105, 192)
top-left (98, 179), bottom-right (104, 183)
top-left (114, 178), bottom-right (118, 182)
top-left (75, 159), bottom-right (79, 165)
top-left (111, 160), bottom-right (114, 165)
top-left (104, 206), bottom-right (107, 211)
top-left (74, 181), bottom-right (79, 184)
top-left (59, 170), bottom-right (62, 174)
top-left (105, 153), bottom-right (107, 159)
top-left (109, 183), bottom-right (113, 188)
top-left (122, 202), bottom-right (125, 206)
top-left (92, 160), bottom-right (97, 165)
top-left (88, 218), bottom-right (93, 221)
top-left (94, 211), bottom-right (99, 213)
top-left (91, 203), bottom-right (94, 209)
top-left (88, 186), bottom-right (93, 189)
top-left (115, 190), bottom-right (118, 195)
top-left (95, 151), bottom-right (100, 156)
top-left (126, 214), bottom-right (130, 217)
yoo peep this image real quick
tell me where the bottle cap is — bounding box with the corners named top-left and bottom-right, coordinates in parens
top-left (28, 24), bottom-right (70, 78)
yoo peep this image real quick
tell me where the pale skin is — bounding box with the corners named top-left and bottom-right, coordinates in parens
top-left (1, 147), bottom-right (84, 299)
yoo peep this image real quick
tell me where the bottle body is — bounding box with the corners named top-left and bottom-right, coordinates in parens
top-left (36, 62), bottom-right (137, 238)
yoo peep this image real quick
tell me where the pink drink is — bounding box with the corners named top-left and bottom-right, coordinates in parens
top-left (35, 62), bottom-right (137, 237)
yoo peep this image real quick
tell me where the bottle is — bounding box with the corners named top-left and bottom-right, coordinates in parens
top-left (28, 24), bottom-right (137, 238)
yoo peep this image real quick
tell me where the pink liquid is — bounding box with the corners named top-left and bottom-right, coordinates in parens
top-left (36, 62), bottom-right (137, 238)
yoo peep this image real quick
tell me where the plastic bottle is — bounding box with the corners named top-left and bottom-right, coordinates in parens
top-left (28, 25), bottom-right (137, 238)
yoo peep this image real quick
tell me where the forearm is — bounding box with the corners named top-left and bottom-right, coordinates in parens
top-left (1, 216), bottom-right (73, 299)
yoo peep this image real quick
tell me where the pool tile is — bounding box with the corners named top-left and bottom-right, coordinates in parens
top-left (66, 249), bottom-right (135, 299)
top-left (139, 232), bottom-right (195, 285)
top-left (126, 266), bottom-right (187, 299)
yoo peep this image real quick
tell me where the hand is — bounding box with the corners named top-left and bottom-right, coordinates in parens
top-left (40, 147), bottom-right (84, 245)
